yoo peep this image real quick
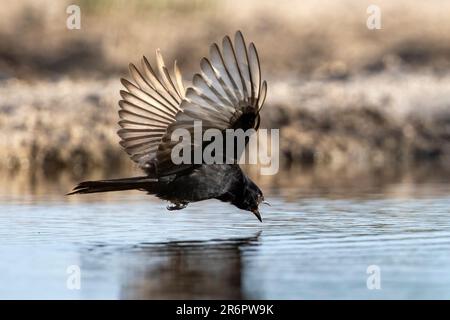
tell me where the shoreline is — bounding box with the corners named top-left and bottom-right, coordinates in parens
top-left (1, 70), bottom-right (450, 178)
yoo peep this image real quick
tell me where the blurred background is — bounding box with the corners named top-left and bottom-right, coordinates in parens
top-left (1, 0), bottom-right (450, 300)
top-left (1, 0), bottom-right (450, 194)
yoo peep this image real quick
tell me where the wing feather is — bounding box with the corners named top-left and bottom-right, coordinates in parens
top-left (248, 42), bottom-right (261, 102)
top-left (258, 80), bottom-right (267, 111)
top-left (174, 61), bottom-right (185, 99)
top-left (155, 49), bottom-right (183, 105)
top-left (155, 31), bottom-right (267, 175)
top-left (234, 31), bottom-right (253, 100)
top-left (141, 56), bottom-right (181, 113)
top-left (118, 52), bottom-right (185, 170)
top-left (209, 43), bottom-right (242, 102)
top-left (200, 58), bottom-right (239, 106)
top-left (222, 36), bottom-right (247, 100)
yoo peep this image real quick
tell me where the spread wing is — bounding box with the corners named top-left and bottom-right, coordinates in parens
top-left (118, 50), bottom-right (185, 172)
top-left (156, 31), bottom-right (267, 175)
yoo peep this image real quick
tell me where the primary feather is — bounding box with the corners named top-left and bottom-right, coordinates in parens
top-left (118, 51), bottom-right (185, 170)
top-left (155, 31), bottom-right (267, 174)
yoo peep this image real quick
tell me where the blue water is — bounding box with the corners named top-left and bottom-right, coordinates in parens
top-left (0, 182), bottom-right (449, 299)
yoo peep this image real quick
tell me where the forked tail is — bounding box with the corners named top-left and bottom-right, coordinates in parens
top-left (67, 176), bottom-right (157, 195)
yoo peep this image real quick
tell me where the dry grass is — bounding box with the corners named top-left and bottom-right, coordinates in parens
top-left (266, 71), bottom-right (450, 170)
top-left (1, 71), bottom-right (449, 177)
top-left (0, 78), bottom-right (126, 175)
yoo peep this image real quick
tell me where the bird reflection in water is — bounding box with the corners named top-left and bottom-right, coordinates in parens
top-left (80, 232), bottom-right (261, 299)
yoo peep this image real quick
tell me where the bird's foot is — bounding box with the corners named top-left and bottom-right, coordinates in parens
top-left (166, 202), bottom-right (188, 211)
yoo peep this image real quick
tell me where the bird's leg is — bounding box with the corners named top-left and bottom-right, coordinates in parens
top-left (166, 201), bottom-right (188, 211)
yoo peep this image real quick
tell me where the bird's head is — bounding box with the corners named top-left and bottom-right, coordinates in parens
top-left (232, 177), bottom-right (266, 222)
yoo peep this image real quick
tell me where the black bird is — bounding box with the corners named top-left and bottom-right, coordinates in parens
top-left (68, 31), bottom-right (268, 222)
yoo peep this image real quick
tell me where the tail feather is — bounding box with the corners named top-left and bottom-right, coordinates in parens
top-left (67, 176), bottom-right (157, 195)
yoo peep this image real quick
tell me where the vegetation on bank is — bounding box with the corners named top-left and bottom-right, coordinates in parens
top-left (1, 71), bottom-right (449, 177)
top-left (1, 0), bottom-right (449, 178)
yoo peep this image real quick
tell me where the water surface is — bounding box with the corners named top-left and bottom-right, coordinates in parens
top-left (0, 178), bottom-right (449, 299)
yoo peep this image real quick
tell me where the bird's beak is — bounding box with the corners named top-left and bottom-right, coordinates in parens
top-left (252, 208), bottom-right (263, 222)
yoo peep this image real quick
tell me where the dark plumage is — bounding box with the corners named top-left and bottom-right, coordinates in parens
top-left (68, 31), bottom-right (268, 222)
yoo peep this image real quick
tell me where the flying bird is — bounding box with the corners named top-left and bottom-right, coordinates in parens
top-left (68, 31), bottom-right (268, 221)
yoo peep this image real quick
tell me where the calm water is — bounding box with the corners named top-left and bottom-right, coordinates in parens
top-left (0, 179), bottom-right (450, 299)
